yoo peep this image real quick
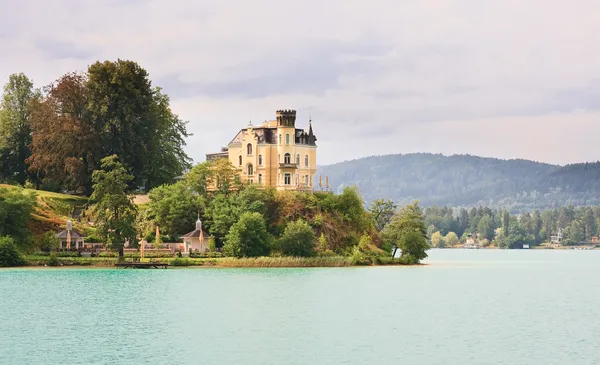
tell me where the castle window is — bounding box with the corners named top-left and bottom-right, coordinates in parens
top-left (247, 164), bottom-right (253, 176)
top-left (239, 155), bottom-right (242, 166)
top-left (258, 154), bottom-right (263, 166)
top-left (247, 143), bottom-right (252, 155)
top-left (279, 134), bottom-right (282, 145)
top-left (284, 173), bottom-right (291, 185)
top-left (305, 175), bottom-right (309, 185)
top-left (305, 155), bottom-right (309, 167)
top-left (284, 153), bottom-right (291, 164)
top-left (296, 154), bottom-right (300, 165)
top-left (258, 174), bottom-right (262, 184)
top-left (286, 134), bottom-right (290, 145)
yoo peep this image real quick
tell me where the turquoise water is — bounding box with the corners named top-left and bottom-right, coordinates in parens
top-left (1, 249), bottom-right (599, 364)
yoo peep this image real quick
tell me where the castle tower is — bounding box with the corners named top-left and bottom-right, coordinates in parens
top-left (276, 109), bottom-right (297, 187)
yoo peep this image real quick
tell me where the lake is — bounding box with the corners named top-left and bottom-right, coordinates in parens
top-left (1, 249), bottom-right (599, 364)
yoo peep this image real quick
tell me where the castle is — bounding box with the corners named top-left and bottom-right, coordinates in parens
top-left (206, 109), bottom-right (318, 191)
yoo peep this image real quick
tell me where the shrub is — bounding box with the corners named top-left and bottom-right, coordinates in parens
top-left (171, 257), bottom-right (191, 266)
top-left (48, 254), bottom-right (59, 266)
top-left (223, 212), bottom-right (272, 258)
top-left (56, 251), bottom-right (79, 257)
top-left (350, 246), bottom-right (368, 265)
top-left (279, 219), bottom-right (316, 257)
top-left (0, 236), bottom-right (26, 267)
top-left (39, 231), bottom-right (60, 252)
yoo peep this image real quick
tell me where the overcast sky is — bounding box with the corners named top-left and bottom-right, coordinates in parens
top-left (1, 0), bottom-right (599, 166)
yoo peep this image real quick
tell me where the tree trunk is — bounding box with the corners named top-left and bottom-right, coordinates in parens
top-left (392, 247), bottom-right (397, 259)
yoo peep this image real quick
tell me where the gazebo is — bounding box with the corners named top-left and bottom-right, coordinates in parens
top-left (177, 218), bottom-right (209, 253)
top-left (55, 219), bottom-right (86, 250)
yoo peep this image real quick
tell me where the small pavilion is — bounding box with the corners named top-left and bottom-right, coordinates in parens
top-left (177, 218), bottom-right (209, 253)
top-left (55, 219), bottom-right (86, 250)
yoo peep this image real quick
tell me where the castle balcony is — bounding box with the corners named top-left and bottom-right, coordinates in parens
top-left (279, 163), bottom-right (298, 169)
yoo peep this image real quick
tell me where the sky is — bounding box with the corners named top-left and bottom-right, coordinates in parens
top-left (1, 0), bottom-right (599, 166)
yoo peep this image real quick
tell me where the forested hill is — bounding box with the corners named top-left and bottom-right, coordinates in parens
top-left (317, 153), bottom-right (600, 212)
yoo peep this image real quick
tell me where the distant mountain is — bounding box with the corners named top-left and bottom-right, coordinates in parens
top-left (317, 153), bottom-right (600, 212)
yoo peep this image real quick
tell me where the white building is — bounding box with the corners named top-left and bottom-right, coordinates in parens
top-left (55, 219), bottom-right (86, 250)
top-left (175, 219), bottom-right (209, 253)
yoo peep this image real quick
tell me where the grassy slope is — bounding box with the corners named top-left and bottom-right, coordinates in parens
top-left (0, 184), bottom-right (91, 237)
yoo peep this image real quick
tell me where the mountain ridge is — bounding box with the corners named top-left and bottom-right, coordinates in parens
top-left (316, 153), bottom-right (600, 212)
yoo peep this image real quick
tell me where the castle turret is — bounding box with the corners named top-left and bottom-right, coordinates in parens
top-left (276, 109), bottom-right (296, 127)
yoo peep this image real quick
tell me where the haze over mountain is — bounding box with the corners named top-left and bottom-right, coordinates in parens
top-left (317, 153), bottom-right (600, 212)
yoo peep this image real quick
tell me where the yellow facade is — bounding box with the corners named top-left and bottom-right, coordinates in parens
top-left (206, 110), bottom-right (317, 191)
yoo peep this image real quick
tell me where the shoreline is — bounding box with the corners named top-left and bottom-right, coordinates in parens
top-left (7, 255), bottom-right (424, 269)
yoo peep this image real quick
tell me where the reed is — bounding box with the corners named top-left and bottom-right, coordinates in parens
top-left (215, 256), bottom-right (352, 268)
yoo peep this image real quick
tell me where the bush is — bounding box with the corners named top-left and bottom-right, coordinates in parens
top-left (171, 257), bottom-right (191, 266)
top-left (0, 236), bottom-right (26, 267)
top-left (223, 212), bottom-right (272, 258)
top-left (48, 254), bottom-right (59, 266)
top-left (279, 219), bottom-right (316, 257)
top-left (39, 231), bottom-right (60, 252)
top-left (56, 251), bottom-right (79, 257)
top-left (350, 246), bottom-right (368, 265)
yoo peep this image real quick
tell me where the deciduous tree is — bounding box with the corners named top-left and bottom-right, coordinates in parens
top-left (0, 73), bottom-right (39, 185)
top-left (91, 155), bottom-right (137, 258)
top-left (223, 212), bottom-right (271, 258)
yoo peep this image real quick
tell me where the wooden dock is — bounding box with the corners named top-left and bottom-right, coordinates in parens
top-left (115, 262), bottom-right (169, 269)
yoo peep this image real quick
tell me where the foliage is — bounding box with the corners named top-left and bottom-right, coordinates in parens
top-left (318, 153), bottom-right (600, 211)
top-left (444, 232), bottom-right (459, 247)
top-left (223, 212), bottom-right (272, 258)
top-left (0, 236), bottom-right (26, 267)
top-left (279, 219), bottom-right (316, 257)
top-left (27, 73), bottom-right (98, 194)
top-left (147, 181), bottom-right (203, 237)
top-left (2, 61), bottom-right (190, 193)
top-left (39, 231), bottom-right (59, 252)
top-left (431, 231), bottom-right (445, 248)
top-left (90, 155), bottom-right (137, 258)
top-left (0, 73), bottom-right (39, 185)
top-left (0, 186), bottom-right (36, 245)
top-left (382, 201), bottom-right (429, 263)
top-left (369, 198), bottom-right (397, 231)
top-left (86, 60), bottom-right (191, 190)
top-left (208, 236), bottom-right (216, 253)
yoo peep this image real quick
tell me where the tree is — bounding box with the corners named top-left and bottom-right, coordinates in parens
top-left (147, 181), bottom-right (203, 237)
top-left (369, 198), bottom-right (397, 231)
top-left (431, 231), bottom-right (445, 248)
top-left (0, 236), bottom-right (25, 267)
top-left (477, 215), bottom-right (495, 240)
top-left (279, 219), bottom-right (316, 257)
top-left (39, 231), bottom-right (59, 252)
top-left (564, 220), bottom-right (584, 245)
top-left (445, 232), bottom-right (459, 247)
top-left (0, 73), bottom-right (38, 185)
top-left (90, 155), bottom-right (137, 258)
top-left (398, 231), bottom-right (429, 264)
top-left (27, 72), bottom-right (99, 194)
top-left (381, 201), bottom-right (429, 263)
top-left (223, 212), bottom-right (271, 258)
top-left (86, 59), bottom-right (191, 190)
top-left (0, 186), bottom-right (36, 246)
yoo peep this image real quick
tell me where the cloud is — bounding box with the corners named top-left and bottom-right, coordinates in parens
top-left (1, 0), bottom-right (600, 166)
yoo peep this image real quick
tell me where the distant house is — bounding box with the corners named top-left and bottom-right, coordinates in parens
top-left (166, 219), bottom-right (210, 253)
top-left (550, 228), bottom-right (563, 244)
top-left (591, 236), bottom-right (599, 243)
top-left (523, 244), bottom-right (530, 249)
top-left (464, 233), bottom-right (480, 249)
top-left (55, 219), bottom-right (86, 250)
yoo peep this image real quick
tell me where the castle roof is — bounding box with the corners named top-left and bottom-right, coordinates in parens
top-left (228, 126), bottom-right (316, 146)
top-left (55, 229), bottom-right (86, 239)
